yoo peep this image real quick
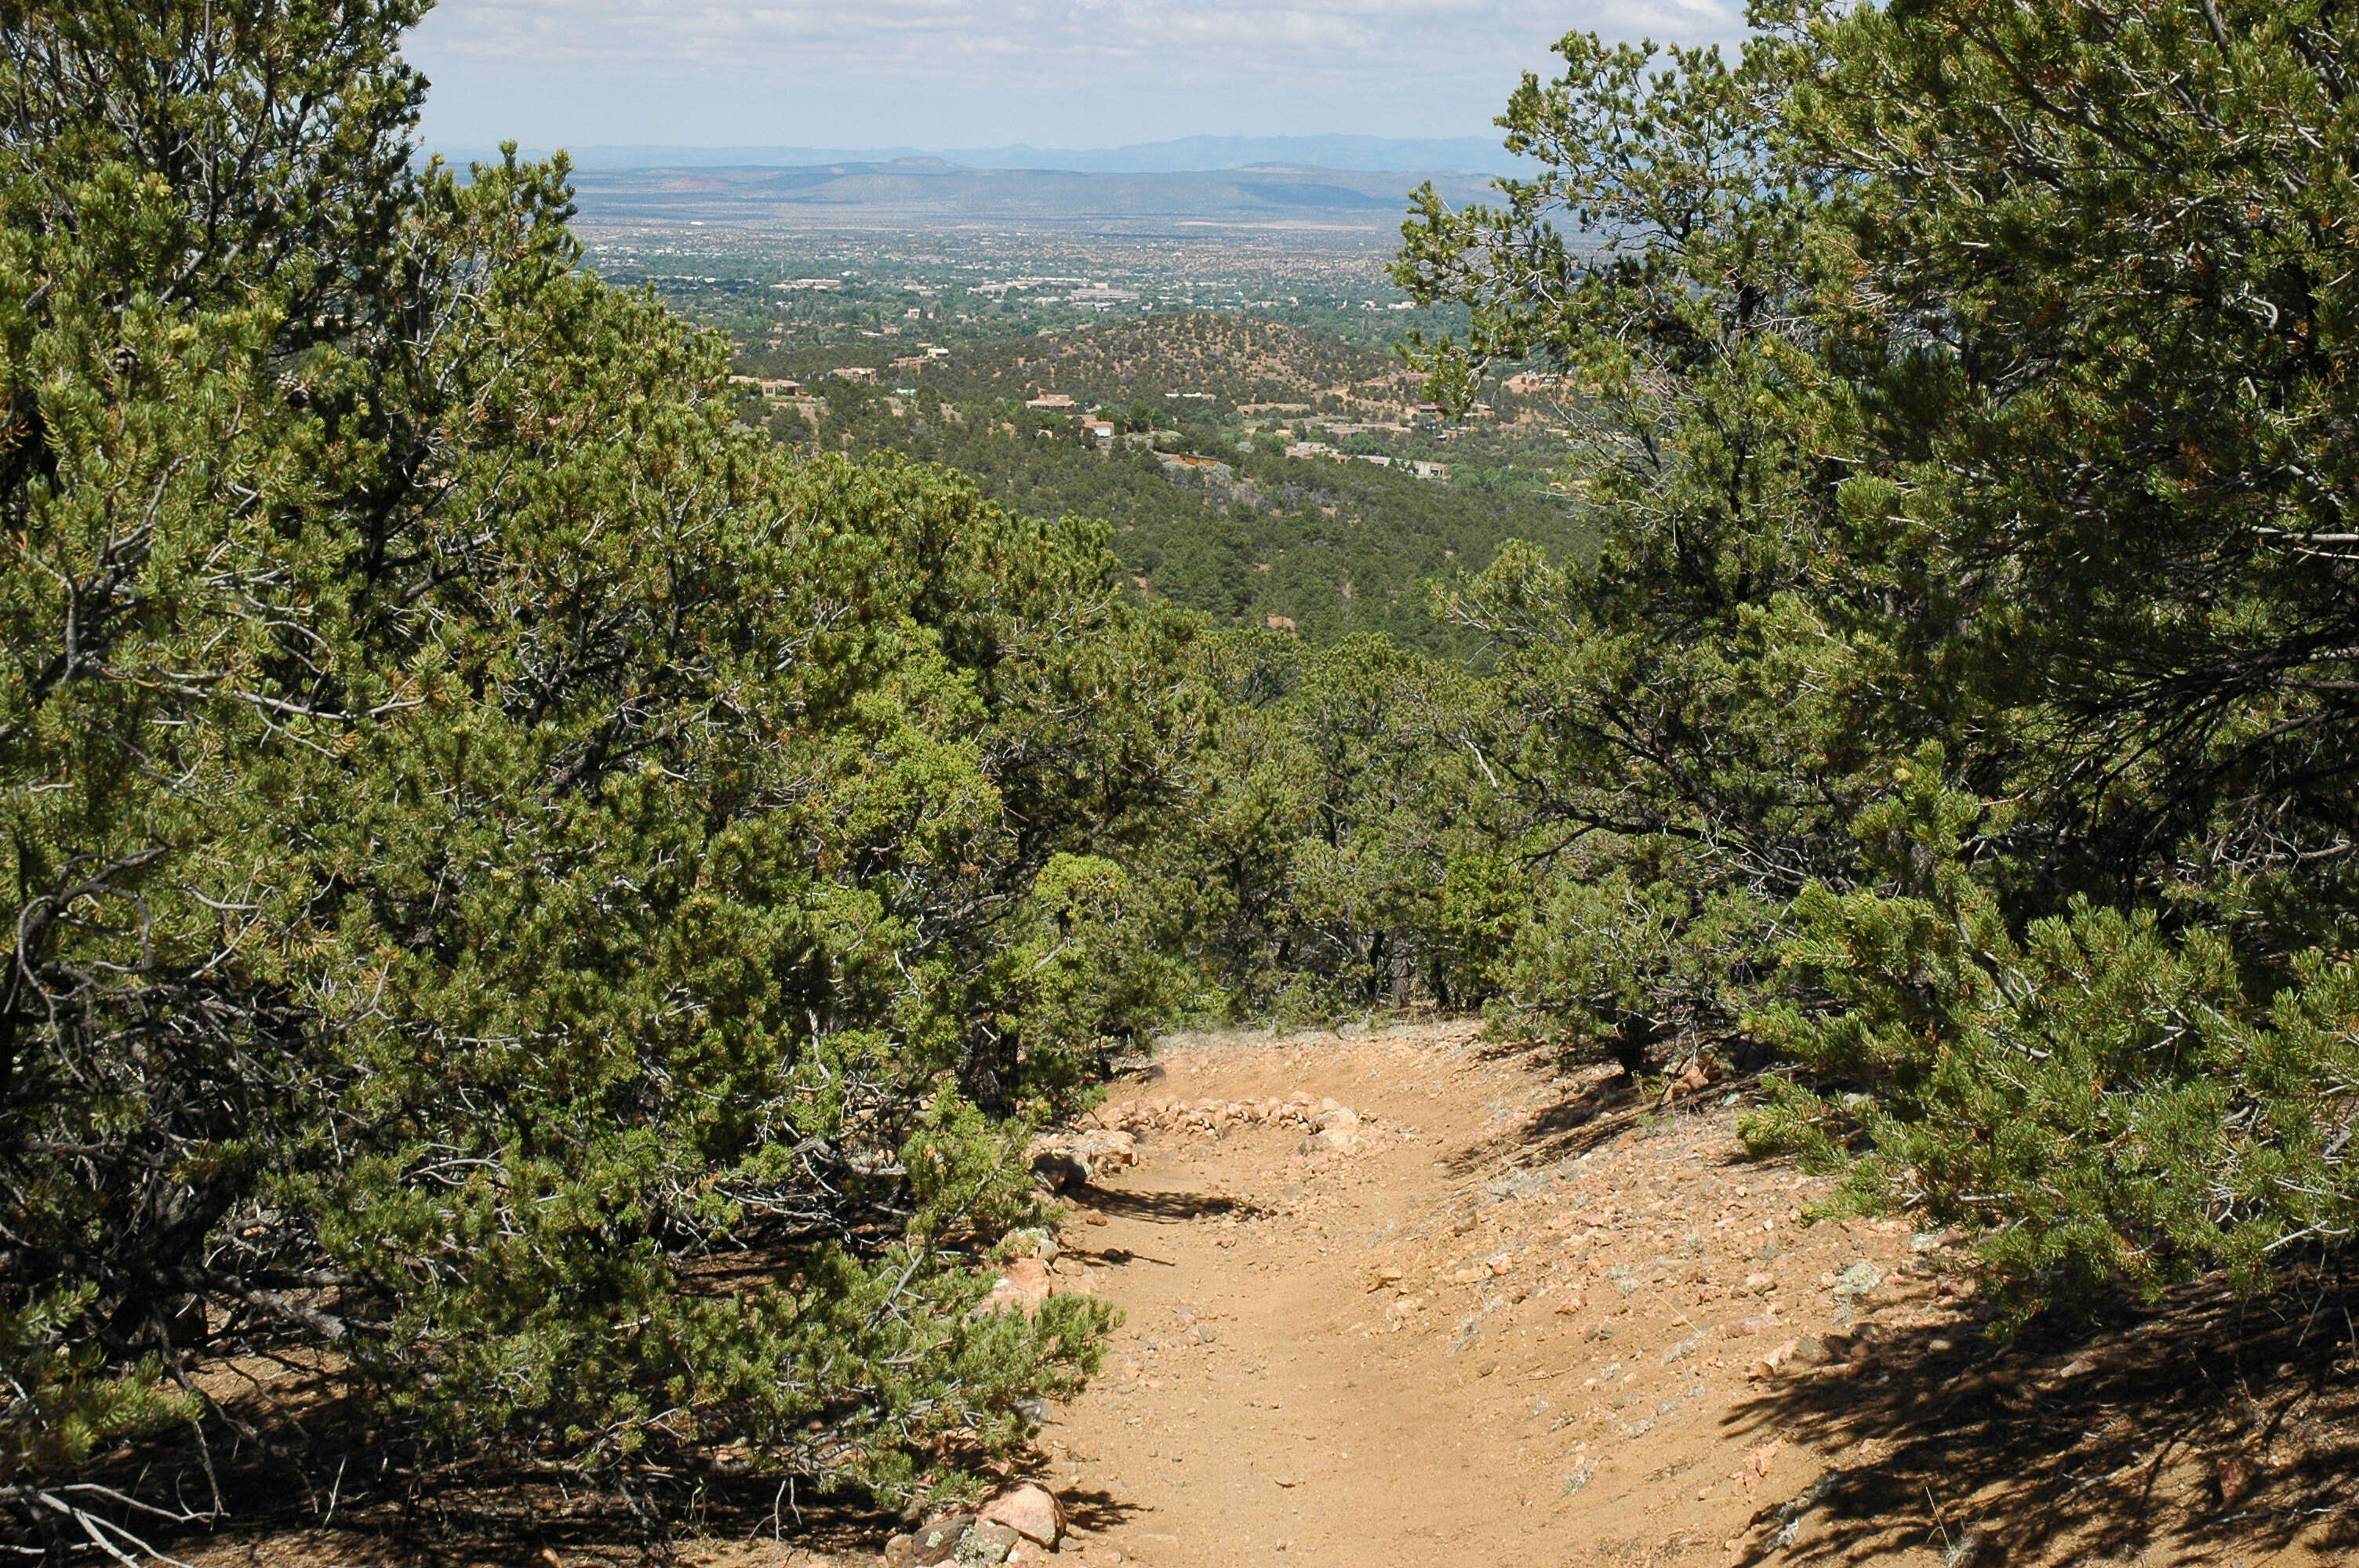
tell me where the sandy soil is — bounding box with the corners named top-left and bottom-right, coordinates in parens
top-left (1023, 1021), bottom-right (2357, 1568)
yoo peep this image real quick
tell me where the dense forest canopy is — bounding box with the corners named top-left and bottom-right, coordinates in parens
top-left (7, 0), bottom-right (2359, 1557)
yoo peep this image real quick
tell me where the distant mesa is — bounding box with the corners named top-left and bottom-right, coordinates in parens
top-left (444, 133), bottom-right (1532, 179)
top-left (1235, 181), bottom-right (1404, 211)
top-left (484, 136), bottom-right (1512, 232)
top-left (558, 161), bottom-right (1495, 231)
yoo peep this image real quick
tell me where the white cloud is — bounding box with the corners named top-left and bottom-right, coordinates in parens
top-left (404, 0), bottom-right (1743, 150)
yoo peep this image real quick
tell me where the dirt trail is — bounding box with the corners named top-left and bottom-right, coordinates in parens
top-left (1030, 1022), bottom-right (2355, 1568)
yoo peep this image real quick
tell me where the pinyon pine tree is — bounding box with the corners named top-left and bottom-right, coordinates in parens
top-left (1, 0), bottom-right (1191, 1548)
top-left (1396, 0), bottom-right (2359, 1327)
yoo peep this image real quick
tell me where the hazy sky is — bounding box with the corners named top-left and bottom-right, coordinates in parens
top-left (402, 1), bottom-right (1743, 153)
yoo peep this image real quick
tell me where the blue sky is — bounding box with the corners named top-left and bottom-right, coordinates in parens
top-left (402, 1), bottom-right (1743, 154)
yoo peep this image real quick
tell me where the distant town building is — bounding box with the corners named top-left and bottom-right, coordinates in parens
top-left (1411, 460), bottom-right (1452, 482)
top-left (831, 366), bottom-right (878, 383)
top-left (1503, 372), bottom-right (1565, 396)
top-left (1025, 394), bottom-right (1077, 411)
top-left (1081, 419), bottom-right (1117, 445)
top-left (729, 376), bottom-right (808, 398)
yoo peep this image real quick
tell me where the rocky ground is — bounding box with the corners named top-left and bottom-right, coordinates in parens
top-left (190, 1018), bottom-right (2359, 1568)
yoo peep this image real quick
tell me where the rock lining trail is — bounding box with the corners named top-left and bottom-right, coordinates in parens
top-left (1005, 1021), bottom-right (2347, 1568)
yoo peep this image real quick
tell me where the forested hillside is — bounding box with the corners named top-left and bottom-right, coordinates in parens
top-left (764, 314), bottom-right (1409, 409)
top-left (11, 0), bottom-right (2359, 1561)
top-left (735, 315), bottom-right (1588, 651)
top-left (783, 379), bottom-right (1584, 653)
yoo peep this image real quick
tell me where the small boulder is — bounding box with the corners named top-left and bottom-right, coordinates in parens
top-left (987, 1258), bottom-right (1053, 1316)
top-left (1074, 1129), bottom-right (1139, 1169)
top-left (911, 1513), bottom-right (974, 1566)
top-left (979, 1483), bottom-right (1066, 1546)
top-left (1833, 1261), bottom-right (1883, 1301)
top-left (963, 1522), bottom-right (1023, 1564)
top-left (1298, 1127), bottom-right (1361, 1156)
top-left (2215, 1450), bottom-right (2259, 1508)
top-left (885, 1534), bottom-right (918, 1568)
top-left (1002, 1228), bottom-right (1058, 1264)
top-left (1030, 1149), bottom-right (1090, 1192)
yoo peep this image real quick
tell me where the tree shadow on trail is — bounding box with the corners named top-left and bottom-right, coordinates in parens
top-left (1719, 1269), bottom-right (2359, 1566)
top-left (1056, 1486), bottom-right (1148, 1537)
top-left (1081, 1185), bottom-right (1259, 1225)
top-left (1436, 1057), bottom-right (1692, 1182)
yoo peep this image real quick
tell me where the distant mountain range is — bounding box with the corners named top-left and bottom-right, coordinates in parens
top-left (558, 160), bottom-right (1498, 231)
top-left (438, 133), bottom-right (1527, 178)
